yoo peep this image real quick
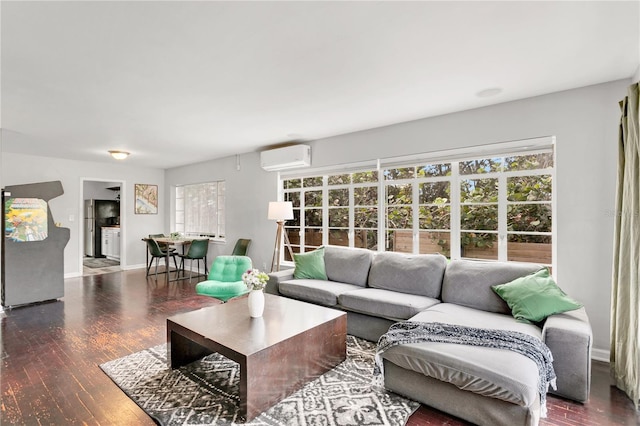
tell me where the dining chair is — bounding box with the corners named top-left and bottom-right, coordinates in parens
top-left (195, 256), bottom-right (252, 302)
top-left (149, 233), bottom-right (175, 252)
top-left (231, 238), bottom-right (251, 256)
top-left (146, 238), bottom-right (179, 278)
top-left (178, 239), bottom-right (210, 281)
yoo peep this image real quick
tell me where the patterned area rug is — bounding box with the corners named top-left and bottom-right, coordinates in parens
top-left (100, 335), bottom-right (419, 425)
top-left (84, 257), bottom-right (120, 268)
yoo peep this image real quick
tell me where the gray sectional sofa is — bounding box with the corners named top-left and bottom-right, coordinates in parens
top-left (266, 245), bottom-right (592, 426)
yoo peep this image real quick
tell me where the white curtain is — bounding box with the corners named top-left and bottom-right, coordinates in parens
top-left (610, 82), bottom-right (640, 406)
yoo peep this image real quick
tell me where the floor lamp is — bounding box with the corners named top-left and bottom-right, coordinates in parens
top-left (269, 201), bottom-right (294, 272)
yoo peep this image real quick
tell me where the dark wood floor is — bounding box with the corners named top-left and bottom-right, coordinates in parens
top-left (1, 269), bottom-right (638, 425)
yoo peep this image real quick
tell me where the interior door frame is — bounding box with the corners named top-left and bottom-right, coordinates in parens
top-left (79, 178), bottom-right (126, 274)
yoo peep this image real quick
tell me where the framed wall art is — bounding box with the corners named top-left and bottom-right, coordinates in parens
top-left (134, 184), bottom-right (158, 214)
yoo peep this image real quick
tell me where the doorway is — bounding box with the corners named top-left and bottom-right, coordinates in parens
top-left (80, 179), bottom-right (125, 276)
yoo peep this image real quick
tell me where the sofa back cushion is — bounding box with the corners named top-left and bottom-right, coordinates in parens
top-left (442, 260), bottom-right (542, 314)
top-left (293, 247), bottom-right (327, 280)
top-left (368, 252), bottom-right (447, 297)
top-left (324, 245), bottom-right (373, 287)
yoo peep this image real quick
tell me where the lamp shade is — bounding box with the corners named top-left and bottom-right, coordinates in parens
top-left (268, 201), bottom-right (294, 221)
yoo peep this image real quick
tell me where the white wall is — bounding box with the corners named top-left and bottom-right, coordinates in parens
top-left (166, 79), bottom-right (630, 357)
top-left (84, 181), bottom-right (120, 201)
top-left (164, 152), bottom-right (277, 273)
top-left (0, 153), bottom-right (165, 275)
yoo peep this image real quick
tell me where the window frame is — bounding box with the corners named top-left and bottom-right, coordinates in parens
top-left (174, 181), bottom-right (226, 241)
top-left (278, 137), bottom-right (556, 269)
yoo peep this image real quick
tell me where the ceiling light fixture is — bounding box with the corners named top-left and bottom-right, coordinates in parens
top-left (108, 150), bottom-right (130, 160)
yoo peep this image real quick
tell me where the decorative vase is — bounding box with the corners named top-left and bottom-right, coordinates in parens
top-left (248, 289), bottom-right (265, 318)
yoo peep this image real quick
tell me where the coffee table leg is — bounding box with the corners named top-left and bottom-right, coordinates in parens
top-left (240, 316), bottom-right (346, 421)
top-left (238, 358), bottom-right (249, 420)
top-left (168, 330), bottom-right (213, 369)
top-left (242, 354), bottom-right (265, 421)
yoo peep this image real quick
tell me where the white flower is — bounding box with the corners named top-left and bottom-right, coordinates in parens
top-left (242, 268), bottom-right (269, 291)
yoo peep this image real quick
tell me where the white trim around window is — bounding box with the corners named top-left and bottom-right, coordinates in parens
top-left (278, 136), bottom-right (556, 270)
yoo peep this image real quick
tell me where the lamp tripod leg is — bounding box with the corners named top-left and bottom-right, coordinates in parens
top-left (282, 229), bottom-right (295, 262)
top-left (271, 221), bottom-right (284, 272)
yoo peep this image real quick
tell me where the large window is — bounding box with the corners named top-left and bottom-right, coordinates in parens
top-left (283, 171), bottom-right (379, 260)
top-left (280, 139), bottom-right (554, 267)
top-left (175, 181), bottom-right (225, 239)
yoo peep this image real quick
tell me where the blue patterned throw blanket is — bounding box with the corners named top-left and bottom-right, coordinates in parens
top-left (373, 321), bottom-right (557, 418)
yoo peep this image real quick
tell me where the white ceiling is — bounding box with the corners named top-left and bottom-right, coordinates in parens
top-left (1, 1), bottom-right (639, 169)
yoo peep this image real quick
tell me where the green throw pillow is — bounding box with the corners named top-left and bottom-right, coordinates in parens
top-left (293, 247), bottom-right (327, 280)
top-left (492, 268), bottom-right (582, 323)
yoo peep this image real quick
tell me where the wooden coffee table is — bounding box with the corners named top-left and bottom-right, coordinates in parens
top-left (166, 294), bottom-right (347, 421)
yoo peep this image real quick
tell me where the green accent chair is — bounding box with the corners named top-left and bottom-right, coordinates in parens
top-left (195, 256), bottom-right (252, 302)
top-left (145, 238), bottom-right (179, 278)
top-left (231, 238), bottom-right (251, 256)
top-left (178, 239), bottom-right (210, 281)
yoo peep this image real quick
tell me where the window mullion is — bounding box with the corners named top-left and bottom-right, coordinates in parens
top-left (349, 180), bottom-right (355, 248)
top-left (377, 160), bottom-right (385, 252)
top-left (450, 162), bottom-right (461, 259)
top-left (322, 176), bottom-right (328, 246)
top-left (551, 152), bottom-right (557, 276)
top-left (219, 181), bottom-right (225, 238)
top-left (498, 173), bottom-right (508, 261)
top-left (413, 174), bottom-right (419, 254)
top-left (300, 188), bottom-right (306, 251)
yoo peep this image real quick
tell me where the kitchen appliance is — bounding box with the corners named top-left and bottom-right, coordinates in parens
top-left (84, 199), bottom-right (119, 258)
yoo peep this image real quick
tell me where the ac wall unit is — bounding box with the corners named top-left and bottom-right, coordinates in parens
top-left (260, 145), bottom-right (311, 171)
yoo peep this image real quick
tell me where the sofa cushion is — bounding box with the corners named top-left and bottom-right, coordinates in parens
top-left (278, 279), bottom-right (362, 307)
top-left (492, 268), bottom-right (583, 323)
top-left (441, 260), bottom-right (542, 314)
top-left (409, 303), bottom-right (543, 338)
top-left (293, 247), bottom-right (327, 280)
top-left (382, 303), bottom-right (543, 407)
top-left (368, 252), bottom-right (447, 297)
top-left (324, 245), bottom-right (373, 287)
top-left (339, 288), bottom-right (440, 321)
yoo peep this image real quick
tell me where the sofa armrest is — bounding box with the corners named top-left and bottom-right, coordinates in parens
top-left (266, 269), bottom-right (294, 295)
top-left (542, 307), bottom-right (592, 402)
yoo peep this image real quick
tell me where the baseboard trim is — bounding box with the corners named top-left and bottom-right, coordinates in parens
top-left (64, 272), bottom-right (82, 278)
top-left (123, 264), bottom-right (146, 271)
top-left (592, 348), bottom-right (610, 363)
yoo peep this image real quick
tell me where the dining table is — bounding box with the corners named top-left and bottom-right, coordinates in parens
top-left (145, 236), bottom-right (209, 283)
